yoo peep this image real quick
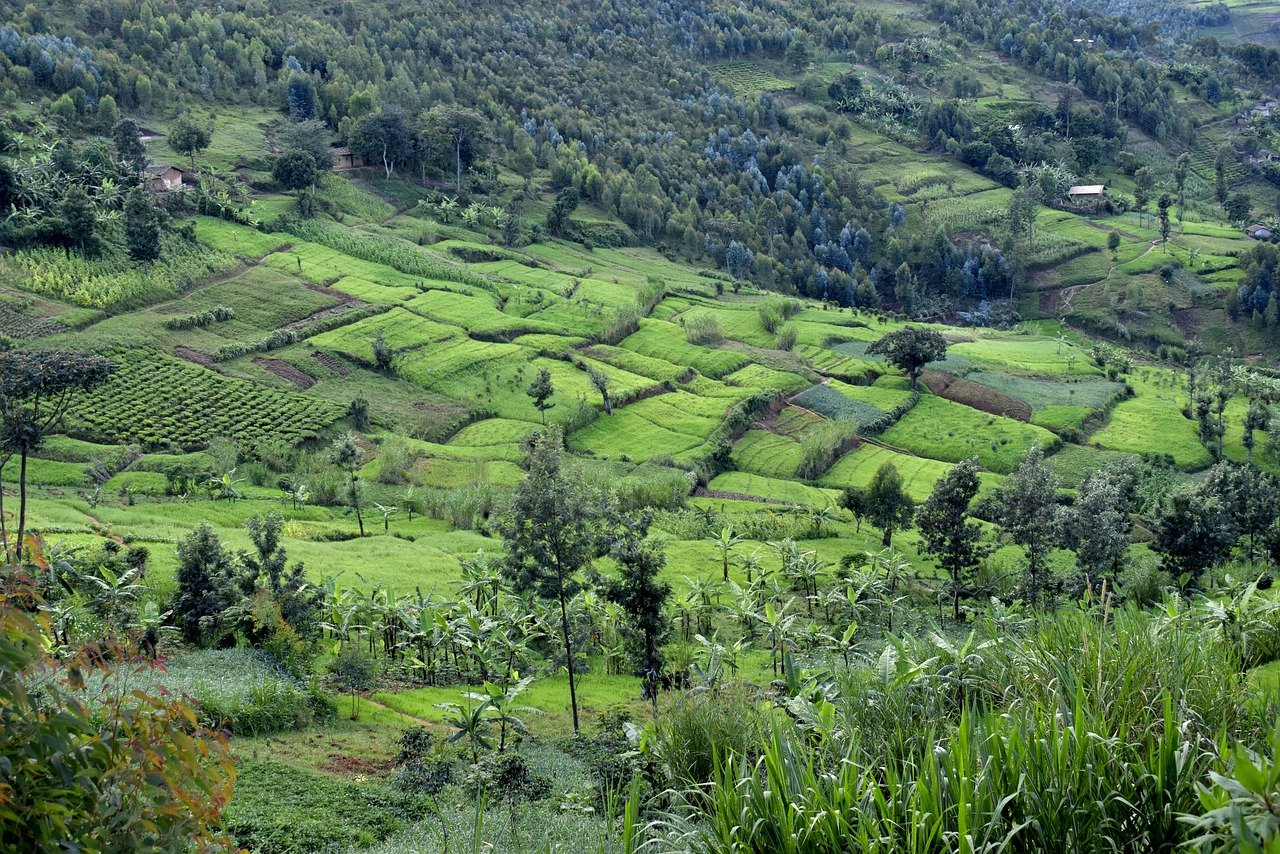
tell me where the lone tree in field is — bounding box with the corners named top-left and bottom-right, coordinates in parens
top-left (587, 367), bottom-right (612, 414)
top-left (0, 350), bottom-right (114, 558)
top-left (424, 105), bottom-right (486, 194)
top-left (329, 433), bottom-right (366, 537)
top-left (997, 446), bottom-right (1061, 602)
top-left (272, 149), bottom-right (318, 209)
top-left (916, 458), bottom-right (984, 621)
top-left (605, 511), bottom-right (671, 707)
top-left (866, 327), bottom-right (948, 390)
top-left (864, 461), bottom-right (914, 547)
top-left (168, 114), bottom-right (212, 174)
top-left (500, 432), bottom-right (610, 735)
top-left (526, 368), bottom-right (555, 424)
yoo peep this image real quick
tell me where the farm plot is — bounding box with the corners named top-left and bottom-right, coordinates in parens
top-left (580, 345), bottom-right (686, 382)
top-left (172, 266), bottom-right (343, 332)
top-left (965, 372), bottom-right (1128, 432)
top-left (309, 308), bottom-right (462, 362)
top-left (723, 364), bottom-right (809, 393)
top-left (772, 406), bottom-right (828, 440)
top-left (1, 229), bottom-right (237, 309)
top-left (821, 445), bottom-right (1002, 502)
top-left (792, 384), bottom-right (889, 429)
top-left (948, 336), bottom-right (1101, 377)
top-left (710, 61), bottom-right (795, 94)
top-left (447, 418), bottom-right (543, 453)
top-left (707, 472), bottom-right (842, 507)
top-left (879, 395), bottom-right (1058, 473)
top-left (620, 320), bottom-right (750, 378)
top-left (1090, 372), bottom-right (1212, 469)
top-left (796, 344), bottom-right (880, 381)
top-left (406, 289), bottom-right (564, 338)
top-left (263, 243), bottom-right (427, 304)
top-left (191, 217), bottom-right (293, 258)
top-left (71, 350), bottom-right (342, 450)
top-left (569, 391), bottom-right (732, 461)
top-left (731, 430), bottom-right (805, 479)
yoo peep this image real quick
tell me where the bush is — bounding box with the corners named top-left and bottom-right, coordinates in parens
top-left (164, 306), bottom-right (235, 330)
top-left (776, 322), bottom-right (797, 351)
top-left (683, 313), bottom-right (723, 346)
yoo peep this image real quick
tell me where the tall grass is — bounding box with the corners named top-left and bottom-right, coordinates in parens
top-left (644, 603), bottom-right (1256, 852)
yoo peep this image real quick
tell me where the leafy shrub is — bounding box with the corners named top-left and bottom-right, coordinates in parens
top-left (776, 323), bottom-right (797, 351)
top-left (683, 313), bottom-right (723, 346)
top-left (164, 306), bottom-right (235, 330)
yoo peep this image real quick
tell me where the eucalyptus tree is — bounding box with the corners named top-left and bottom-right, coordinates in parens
top-left (916, 458), bottom-right (984, 620)
top-left (499, 430), bottom-right (612, 735)
top-left (606, 511), bottom-right (671, 705)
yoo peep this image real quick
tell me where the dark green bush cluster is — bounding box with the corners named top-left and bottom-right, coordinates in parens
top-left (164, 306), bottom-right (235, 330)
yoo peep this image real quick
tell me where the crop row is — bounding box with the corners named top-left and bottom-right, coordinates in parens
top-left (71, 350), bottom-right (342, 450)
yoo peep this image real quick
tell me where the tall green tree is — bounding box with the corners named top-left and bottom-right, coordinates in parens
top-left (111, 117), bottom-right (147, 173)
top-left (59, 185), bottom-right (95, 252)
top-left (0, 350), bottom-right (114, 558)
top-left (865, 327), bottom-right (949, 390)
top-left (1152, 491), bottom-right (1236, 593)
top-left (865, 462), bottom-right (914, 547)
top-left (329, 434), bottom-right (365, 537)
top-left (168, 115), bottom-right (212, 173)
top-left (272, 149), bottom-right (318, 211)
top-left (124, 187), bottom-right (161, 264)
top-left (349, 107), bottom-right (413, 180)
top-left (997, 446), bottom-right (1061, 602)
top-left (500, 432), bottom-right (610, 735)
top-left (526, 368), bottom-right (555, 424)
top-left (1061, 463), bottom-right (1135, 588)
top-left (171, 524), bottom-right (237, 646)
top-left (916, 458), bottom-right (983, 620)
top-left (605, 511), bottom-right (671, 705)
top-left (424, 105), bottom-right (486, 194)
top-left (1133, 166), bottom-right (1154, 222)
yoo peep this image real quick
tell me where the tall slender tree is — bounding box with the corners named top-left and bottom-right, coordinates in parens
top-left (997, 446), bottom-right (1061, 603)
top-left (605, 511), bottom-right (670, 707)
top-left (500, 432), bottom-right (611, 735)
top-left (0, 350), bottom-right (114, 558)
top-left (916, 458), bottom-right (983, 620)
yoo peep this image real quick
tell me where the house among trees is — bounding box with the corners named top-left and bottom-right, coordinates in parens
top-left (331, 146), bottom-right (365, 171)
top-left (1246, 223), bottom-right (1274, 240)
top-left (1067, 184), bottom-right (1108, 209)
top-left (145, 164), bottom-right (187, 192)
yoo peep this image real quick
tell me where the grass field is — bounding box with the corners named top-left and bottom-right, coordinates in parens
top-left (880, 395), bottom-right (1059, 473)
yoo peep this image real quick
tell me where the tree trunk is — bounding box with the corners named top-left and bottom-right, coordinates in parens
top-left (0, 457), bottom-right (8, 560)
top-left (881, 525), bottom-right (892, 547)
top-left (455, 137), bottom-right (463, 195)
top-left (558, 590), bottom-right (580, 734)
top-left (16, 452), bottom-right (28, 556)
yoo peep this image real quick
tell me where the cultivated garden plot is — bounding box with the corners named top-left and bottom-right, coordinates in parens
top-left (70, 350), bottom-right (343, 450)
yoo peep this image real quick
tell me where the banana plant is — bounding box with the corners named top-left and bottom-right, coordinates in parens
top-left (467, 676), bottom-right (539, 752)
top-left (436, 695), bottom-right (495, 763)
